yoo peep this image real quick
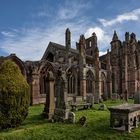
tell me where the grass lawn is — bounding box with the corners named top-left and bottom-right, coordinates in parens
top-left (1, 100), bottom-right (140, 140)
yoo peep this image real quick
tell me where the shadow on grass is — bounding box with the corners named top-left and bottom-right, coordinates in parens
top-left (22, 113), bottom-right (48, 126)
top-left (1, 100), bottom-right (137, 140)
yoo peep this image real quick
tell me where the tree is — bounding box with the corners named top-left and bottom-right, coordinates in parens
top-left (0, 60), bottom-right (30, 129)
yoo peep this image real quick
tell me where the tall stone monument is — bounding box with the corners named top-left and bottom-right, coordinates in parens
top-left (54, 68), bottom-right (70, 122)
top-left (43, 71), bottom-right (55, 120)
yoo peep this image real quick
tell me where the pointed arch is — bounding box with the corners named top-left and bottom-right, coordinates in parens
top-left (7, 54), bottom-right (27, 77)
top-left (68, 75), bottom-right (75, 94)
top-left (67, 67), bottom-right (76, 94)
top-left (86, 70), bottom-right (94, 94)
top-left (38, 61), bottom-right (56, 74)
top-left (38, 61), bottom-right (56, 94)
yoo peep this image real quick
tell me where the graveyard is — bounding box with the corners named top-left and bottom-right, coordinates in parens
top-left (1, 99), bottom-right (140, 140)
top-left (1, 1), bottom-right (140, 140)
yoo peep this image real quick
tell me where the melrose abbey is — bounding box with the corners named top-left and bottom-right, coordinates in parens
top-left (1, 28), bottom-right (140, 105)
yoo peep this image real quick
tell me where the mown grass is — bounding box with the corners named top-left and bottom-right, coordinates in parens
top-left (1, 99), bottom-right (140, 140)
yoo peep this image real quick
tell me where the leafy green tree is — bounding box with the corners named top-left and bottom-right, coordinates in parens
top-left (0, 60), bottom-right (30, 129)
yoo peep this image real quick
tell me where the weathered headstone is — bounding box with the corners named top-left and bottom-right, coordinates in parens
top-left (98, 104), bottom-right (107, 110)
top-left (86, 94), bottom-right (94, 107)
top-left (134, 92), bottom-right (140, 104)
top-left (112, 93), bottom-right (119, 100)
top-left (54, 69), bottom-right (70, 122)
top-left (79, 116), bottom-right (86, 126)
top-left (67, 112), bottom-right (75, 123)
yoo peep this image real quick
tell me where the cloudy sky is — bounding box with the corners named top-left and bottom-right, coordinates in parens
top-left (0, 0), bottom-right (140, 60)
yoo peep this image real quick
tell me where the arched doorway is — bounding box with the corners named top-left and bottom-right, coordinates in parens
top-left (40, 74), bottom-right (50, 95)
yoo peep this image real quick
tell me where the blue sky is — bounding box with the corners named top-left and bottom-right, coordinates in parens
top-left (0, 0), bottom-right (140, 60)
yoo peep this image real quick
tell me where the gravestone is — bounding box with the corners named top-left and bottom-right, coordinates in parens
top-left (112, 93), bottom-right (119, 100)
top-left (86, 94), bottom-right (94, 107)
top-left (98, 104), bottom-right (107, 110)
top-left (67, 112), bottom-right (75, 123)
top-left (54, 69), bottom-right (70, 122)
top-left (134, 92), bottom-right (140, 104)
top-left (79, 116), bottom-right (86, 126)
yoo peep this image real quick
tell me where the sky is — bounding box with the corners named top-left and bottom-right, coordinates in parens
top-left (0, 0), bottom-right (140, 60)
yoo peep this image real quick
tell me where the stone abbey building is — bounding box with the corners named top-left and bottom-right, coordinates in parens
top-left (1, 29), bottom-right (140, 104)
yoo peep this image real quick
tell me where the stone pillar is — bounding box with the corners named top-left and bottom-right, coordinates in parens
top-left (98, 77), bottom-right (101, 99)
top-left (43, 80), bottom-right (55, 120)
top-left (81, 79), bottom-right (86, 100)
top-left (31, 73), bottom-right (40, 105)
top-left (128, 33), bottom-right (137, 96)
top-left (134, 69), bottom-right (137, 93)
top-left (65, 28), bottom-right (71, 50)
top-left (106, 49), bottom-right (112, 99)
top-left (78, 34), bottom-right (86, 99)
top-left (79, 35), bottom-right (86, 66)
top-left (124, 89), bottom-right (128, 102)
top-left (95, 80), bottom-right (99, 103)
top-left (124, 43), bottom-right (128, 97)
top-left (107, 81), bottom-right (112, 99)
top-left (138, 69), bottom-right (140, 91)
top-left (113, 69), bottom-right (119, 93)
top-left (65, 28), bottom-right (71, 64)
top-left (94, 49), bottom-right (100, 103)
top-left (75, 75), bottom-right (78, 96)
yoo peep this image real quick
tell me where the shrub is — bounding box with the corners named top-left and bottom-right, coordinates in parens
top-left (0, 60), bottom-right (30, 129)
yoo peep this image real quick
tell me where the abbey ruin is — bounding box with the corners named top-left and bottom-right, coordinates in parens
top-left (1, 29), bottom-right (140, 105)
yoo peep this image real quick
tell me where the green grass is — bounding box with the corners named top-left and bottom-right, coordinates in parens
top-left (1, 99), bottom-right (140, 140)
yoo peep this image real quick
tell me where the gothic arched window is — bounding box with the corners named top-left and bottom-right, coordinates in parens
top-left (68, 74), bottom-right (75, 94)
top-left (101, 73), bottom-right (106, 94)
top-left (86, 71), bottom-right (94, 93)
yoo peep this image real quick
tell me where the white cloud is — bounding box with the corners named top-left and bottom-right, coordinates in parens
top-left (0, 1), bottom-right (114, 61)
top-left (0, 28), bottom-right (62, 60)
top-left (99, 8), bottom-right (140, 27)
top-left (58, 8), bottom-right (78, 20)
top-left (84, 27), bottom-right (111, 50)
top-left (1, 31), bottom-right (17, 38)
top-left (57, 1), bottom-right (91, 20)
top-left (85, 27), bottom-right (104, 40)
top-left (0, 25), bottom-right (112, 61)
top-left (99, 51), bottom-right (107, 56)
top-left (0, 22), bottom-right (89, 60)
top-left (0, 0), bottom-right (95, 61)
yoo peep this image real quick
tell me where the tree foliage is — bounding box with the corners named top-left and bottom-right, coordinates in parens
top-left (0, 60), bottom-right (30, 129)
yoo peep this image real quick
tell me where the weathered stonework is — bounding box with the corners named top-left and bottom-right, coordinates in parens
top-left (109, 104), bottom-right (140, 132)
top-left (42, 71), bottom-right (55, 119)
top-left (1, 29), bottom-right (140, 105)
